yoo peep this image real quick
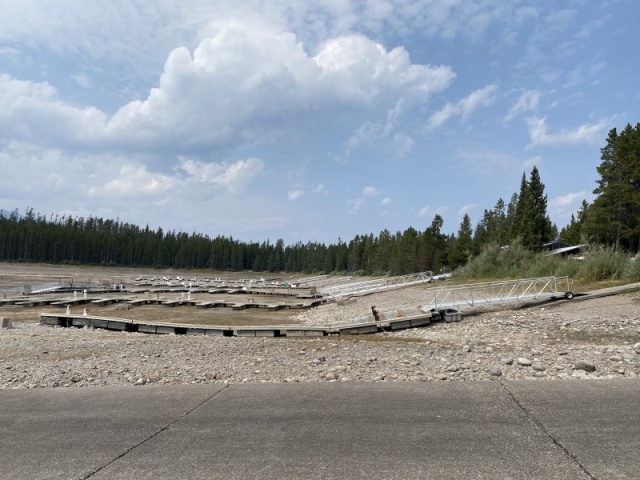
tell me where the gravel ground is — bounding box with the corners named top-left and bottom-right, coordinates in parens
top-left (1, 287), bottom-right (640, 389)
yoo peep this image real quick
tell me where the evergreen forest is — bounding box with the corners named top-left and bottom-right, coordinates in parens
top-left (1, 124), bottom-right (638, 274)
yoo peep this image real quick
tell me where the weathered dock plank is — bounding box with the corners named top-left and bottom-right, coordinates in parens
top-left (107, 320), bottom-right (130, 331)
top-left (38, 304), bottom-right (448, 338)
top-left (267, 303), bottom-right (288, 311)
top-left (255, 330), bottom-right (277, 337)
top-left (39, 316), bottom-right (68, 326)
top-left (389, 319), bottom-right (412, 330)
top-left (90, 318), bottom-right (109, 329)
top-left (138, 324), bottom-right (157, 334)
top-left (235, 329), bottom-right (256, 337)
top-left (186, 328), bottom-right (206, 336)
top-left (410, 317), bottom-right (431, 327)
top-left (156, 326), bottom-right (176, 334)
top-left (204, 328), bottom-right (227, 336)
top-left (72, 317), bottom-right (91, 327)
top-left (285, 329), bottom-right (327, 337)
top-left (339, 324), bottom-right (379, 335)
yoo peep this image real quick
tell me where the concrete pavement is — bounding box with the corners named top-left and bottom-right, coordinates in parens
top-left (1, 380), bottom-right (638, 479)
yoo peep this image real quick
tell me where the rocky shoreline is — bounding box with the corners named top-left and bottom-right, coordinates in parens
top-left (1, 289), bottom-right (639, 389)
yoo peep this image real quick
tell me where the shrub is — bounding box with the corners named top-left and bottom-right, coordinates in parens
top-left (622, 254), bottom-right (640, 281)
top-left (456, 242), bottom-right (636, 284)
top-left (574, 245), bottom-right (628, 281)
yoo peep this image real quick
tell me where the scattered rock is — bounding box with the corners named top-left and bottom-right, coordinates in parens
top-left (1, 285), bottom-right (639, 389)
top-left (575, 360), bottom-right (596, 372)
top-left (517, 358), bottom-right (532, 367)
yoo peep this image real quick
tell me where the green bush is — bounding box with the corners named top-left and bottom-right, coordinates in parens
top-left (457, 239), bottom-right (535, 279)
top-left (622, 255), bottom-right (640, 280)
top-left (456, 242), bottom-right (636, 284)
top-left (574, 245), bottom-right (628, 281)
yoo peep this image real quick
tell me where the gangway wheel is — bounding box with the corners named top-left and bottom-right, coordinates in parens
top-left (564, 291), bottom-right (574, 299)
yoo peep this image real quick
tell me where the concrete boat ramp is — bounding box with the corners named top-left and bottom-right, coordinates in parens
top-left (38, 305), bottom-right (449, 337)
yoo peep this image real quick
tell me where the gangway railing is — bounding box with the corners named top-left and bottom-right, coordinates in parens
top-left (422, 276), bottom-right (573, 311)
top-left (28, 282), bottom-right (67, 294)
top-left (296, 275), bottom-right (355, 289)
top-left (320, 272), bottom-right (433, 300)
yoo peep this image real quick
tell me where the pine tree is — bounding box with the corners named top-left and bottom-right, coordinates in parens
top-left (512, 167), bottom-right (553, 250)
top-left (559, 200), bottom-right (589, 245)
top-left (583, 123), bottom-right (640, 252)
top-left (505, 193), bottom-right (519, 242)
top-left (512, 173), bottom-right (529, 241)
top-left (450, 214), bottom-right (473, 267)
top-left (527, 166), bottom-right (553, 248)
top-left (419, 215), bottom-right (447, 272)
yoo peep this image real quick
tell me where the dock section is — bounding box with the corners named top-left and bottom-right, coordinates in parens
top-left (38, 306), bottom-right (442, 337)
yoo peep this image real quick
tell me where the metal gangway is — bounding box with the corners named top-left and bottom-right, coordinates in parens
top-left (319, 272), bottom-right (434, 300)
top-left (306, 277), bottom-right (356, 289)
top-left (422, 276), bottom-right (573, 311)
top-left (28, 281), bottom-right (67, 294)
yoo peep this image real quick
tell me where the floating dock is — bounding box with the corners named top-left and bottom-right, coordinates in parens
top-left (38, 306), bottom-right (443, 337)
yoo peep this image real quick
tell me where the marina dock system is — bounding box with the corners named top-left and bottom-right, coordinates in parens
top-left (39, 305), bottom-right (443, 337)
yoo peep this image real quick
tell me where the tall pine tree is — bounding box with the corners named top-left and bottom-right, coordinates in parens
top-left (512, 167), bottom-right (553, 251)
top-left (450, 214), bottom-right (473, 267)
top-left (583, 123), bottom-right (640, 252)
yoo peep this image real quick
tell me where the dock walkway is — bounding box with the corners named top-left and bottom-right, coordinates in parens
top-left (39, 305), bottom-right (440, 337)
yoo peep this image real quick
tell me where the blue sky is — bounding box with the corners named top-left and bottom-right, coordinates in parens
top-left (1, 0), bottom-right (638, 245)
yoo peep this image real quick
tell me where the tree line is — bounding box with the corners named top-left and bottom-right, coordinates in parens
top-left (0, 167), bottom-right (555, 274)
top-left (1, 124), bottom-right (638, 274)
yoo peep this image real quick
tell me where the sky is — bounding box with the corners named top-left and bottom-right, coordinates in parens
top-left (1, 0), bottom-right (639, 246)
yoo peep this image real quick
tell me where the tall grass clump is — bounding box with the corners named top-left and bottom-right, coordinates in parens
top-left (525, 253), bottom-right (580, 278)
top-left (622, 255), bottom-right (640, 281)
top-left (456, 242), bottom-right (637, 284)
top-left (573, 245), bottom-right (630, 281)
top-left (456, 240), bottom-right (535, 280)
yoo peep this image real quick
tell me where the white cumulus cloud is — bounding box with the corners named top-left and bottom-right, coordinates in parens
top-left (104, 27), bottom-right (455, 154)
top-left (504, 90), bottom-right (540, 121)
top-left (177, 157), bottom-right (264, 193)
top-left (89, 165), bottom-right (175, 197)
top-left (288, 189), bottom-right (304, 200)
top-left (427, 84), bottom-right (498, 128)
top-left (0, 74), bottom-right (106, 146)
top-left (526, 116), bottom-right (608, 147)
top-left (363, 186), bottom-right (381, 197)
